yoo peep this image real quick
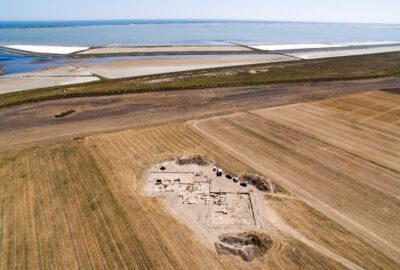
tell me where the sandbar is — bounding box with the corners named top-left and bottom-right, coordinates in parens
top-left (79, 45), bottom-right (252, 55)
top-left (0, 76), bottom-right (99, 94)
top-left (288, 45), bottom-right (400, 59)
top-left (250, 41), bottom-right (397, 51)
top-left (76, 54), bottom-right (295, 79)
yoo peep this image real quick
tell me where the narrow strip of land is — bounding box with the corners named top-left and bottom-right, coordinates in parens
top-left (1, 51), bottom-right (400, 108)
top-left (0, 77), bottom-right (399, 152)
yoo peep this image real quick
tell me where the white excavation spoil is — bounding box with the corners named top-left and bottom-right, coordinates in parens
top-left (141, 155), bottom-right (272, 261)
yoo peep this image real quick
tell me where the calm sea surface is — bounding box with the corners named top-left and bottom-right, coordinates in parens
top-left (1, 20), bottom-right (400, 76)
top-left (0, 20), bottom-right (399, 46)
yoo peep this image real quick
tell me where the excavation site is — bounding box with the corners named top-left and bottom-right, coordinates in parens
top-left (142, 155), bottom-right (273, 261)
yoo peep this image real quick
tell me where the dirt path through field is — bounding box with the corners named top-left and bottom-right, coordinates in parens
top-left (264, 203), bottom-right (364, 270)
top-left (1, 77), bottom-right (400, 152)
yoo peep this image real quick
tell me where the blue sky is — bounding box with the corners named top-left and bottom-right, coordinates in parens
top-left (1, 0), bottom-right (399, 23)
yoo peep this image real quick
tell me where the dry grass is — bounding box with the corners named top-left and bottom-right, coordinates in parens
top-left (268, 196), bottom-right (398, 269)
top-left (264, 237), bottom-right (344, 270)
top-left (83, 123), bottom-right (347, 269)
top-left (190, 90), bottom-right (400, 266)
top-left (0, 140), bottom-right (241, 269)
top-left (313, 90), bottom-right (400, 133)
top-left (1, 121), bottom-right (382, 269)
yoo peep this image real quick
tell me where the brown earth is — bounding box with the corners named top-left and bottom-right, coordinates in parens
top-left (74, 54), bottom-right (294, 79)
top-left (1, 77), bottom-right (400, 152)
top-left (1, 78), bottom-right (400, 269)
top-left (0, 123), bottom-right (356, 269)
top-left (189, 90), bottom-right (400, 263)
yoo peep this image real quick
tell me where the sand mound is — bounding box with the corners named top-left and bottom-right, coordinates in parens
top-left (215, 232), bottom-right (272, 261)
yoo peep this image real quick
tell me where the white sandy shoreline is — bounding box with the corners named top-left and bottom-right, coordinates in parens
top-left (2, 41), bottom-right (399, 55)
top-left (79, 45), bottom-right (252, 54)
top-left (2, 45), bottom-right (89, 54)
top-left (249, 41), bottom-right (398, 51)
top-left (288, 45), bottom-right (400, 59)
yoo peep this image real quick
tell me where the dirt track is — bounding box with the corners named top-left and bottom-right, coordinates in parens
top-left (1, 77), bottom-right (400, 152)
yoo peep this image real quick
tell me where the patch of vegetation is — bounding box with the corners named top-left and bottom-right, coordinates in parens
top-left (1, 52), bottom-right (400, 109)
top-left (54, 109), bottom-right (76, 118)
top-left (240, 173), bottom-right (286, 193)
top-left (176, 154), bottom-right (211, 166)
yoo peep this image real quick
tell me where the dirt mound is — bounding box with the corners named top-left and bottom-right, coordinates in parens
top-left (176, 154), bottom-right (210, 166)
top-left (54, 109), bottom-right (76, 118)
top-left (215, 232), bottom-right (272, 261)
top-left (240, 173), bottom-right (284, 193)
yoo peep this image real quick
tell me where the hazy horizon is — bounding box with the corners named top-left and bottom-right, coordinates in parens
top-left (0, 19), bottom-right (399, 25)
top-left (1, 0), bottom-right (399, 24)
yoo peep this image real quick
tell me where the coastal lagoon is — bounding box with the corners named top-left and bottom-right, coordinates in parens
top-left (0, 51), bottom-right (282, 76)
top-left (1, 20), bottom-right (399, 46)
top-left (1, 20), bottom-right (400, 93)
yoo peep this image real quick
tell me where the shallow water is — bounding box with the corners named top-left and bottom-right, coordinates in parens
top-left (84, 53), bottom-right (270, 64)
top-left (0, 50), bottom-right (65, 75)
top-left (0, 52), bottom-right (271, 76)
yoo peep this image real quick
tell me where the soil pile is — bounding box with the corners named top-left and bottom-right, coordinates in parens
top-left (176, 154), bottom-right (210, 166)
top-left (215, 232), bottom-right (272, 261)
top-left (241, 173), bottom-right (283, 193)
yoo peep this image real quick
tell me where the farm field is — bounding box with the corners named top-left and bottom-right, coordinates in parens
top-left (1, 122), bottom-right (397, 269)
top-left (0, 132), bottom-right (244, 270)
top-left (190, 90), bottom-right (400, 264)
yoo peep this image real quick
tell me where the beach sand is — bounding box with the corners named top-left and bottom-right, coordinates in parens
top-left (0, 64), bottom-right (98, 94)
top-left (250, 41), bottom-right (398, 51)
top-left (0, 76), bottom-right (99, 94)
top-left (287, 45), bottom-right (400, 59)
top-left (0, 54), bottom-right (295, 93)
top-left (79, 45), bottom-right (252, 55)
top-left (76, 54), bottom-right (295, 79)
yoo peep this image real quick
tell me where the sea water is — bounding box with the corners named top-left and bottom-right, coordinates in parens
top-left (0, 49), bottom-right (66, 75)
top-left (1, 20), bottom-right (399, 46)
top-left (0, 50), bottom-right (270, 76)
top-left (1, 20), bottom-right (400, 76)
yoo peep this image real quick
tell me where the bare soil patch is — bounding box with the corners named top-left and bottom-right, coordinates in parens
top-left (141, 158), bottom-right (265, 251)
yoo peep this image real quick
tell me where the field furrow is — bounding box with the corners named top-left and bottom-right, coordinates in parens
top-left (190, 91), bottom-right (400, 264)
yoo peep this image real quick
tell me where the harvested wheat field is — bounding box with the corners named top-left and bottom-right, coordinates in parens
top-left (190, 90), bottom-right (400, 265)
top-left (1, 122), bottom-right (398, 269)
